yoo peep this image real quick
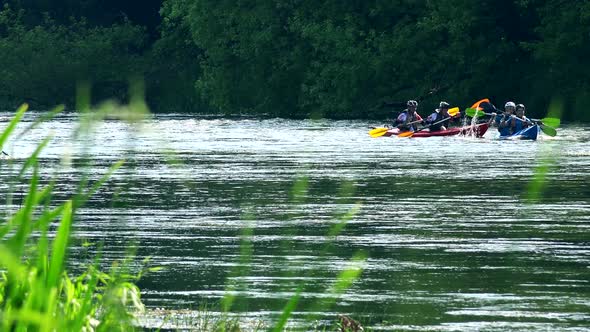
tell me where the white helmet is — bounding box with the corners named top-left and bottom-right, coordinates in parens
top-left (504, 101), bottom-right (516, 108)
top-left (439, 101), bottom-right (450, 108)
top-left (407, 100), bottom-right (418, 107)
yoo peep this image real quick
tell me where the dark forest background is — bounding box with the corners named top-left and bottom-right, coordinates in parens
top-left (0, 0), bottom-right (588, 120)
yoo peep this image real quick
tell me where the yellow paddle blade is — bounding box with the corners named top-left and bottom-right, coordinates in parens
top-left (448, 107), bottom-right (460, 116)
top-left (369, 127), bottom-right (389, 138)
top-left (397, 131), bottom-right (414, 138)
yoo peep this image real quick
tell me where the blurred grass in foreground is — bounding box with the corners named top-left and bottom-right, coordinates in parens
top-left (0, 91), bottom-right (152, 331)
top-left (525, 99), bottom-right (563, 203)
top-left (1, 95), bottom-right (368, 331)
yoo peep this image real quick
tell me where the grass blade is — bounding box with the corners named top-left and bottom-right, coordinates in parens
top-left (47, 200), bottom-right (73, 289)
top-left (0, 103), bottom-right (28, 152)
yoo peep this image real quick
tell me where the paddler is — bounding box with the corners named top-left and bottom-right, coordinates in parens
top-left (425, 101), bottom-right (459, 131)
top-left (510, 103), bottom-right (533, 132)
top-left (394, 100), bottom-right (424, 131)
top-left (489, 101), bottom-right (516, 135)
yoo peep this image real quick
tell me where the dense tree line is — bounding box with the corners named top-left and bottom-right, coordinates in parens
top-left (0, 1), bottom-right (588, 120)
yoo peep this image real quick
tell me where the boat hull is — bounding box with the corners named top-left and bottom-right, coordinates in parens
top-left (500, 125), bottom-right (539, 140)
top-left (384, 123), bottom-right (489, 138)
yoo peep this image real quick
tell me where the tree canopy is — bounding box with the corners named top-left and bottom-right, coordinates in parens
top-left (0, 0), bottom-right (588, 120)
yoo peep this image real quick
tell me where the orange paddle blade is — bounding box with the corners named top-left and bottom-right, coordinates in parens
top-left (397, 131), bottom-right (414, 138)
top-left (471, 98), bottom-right (489, 110)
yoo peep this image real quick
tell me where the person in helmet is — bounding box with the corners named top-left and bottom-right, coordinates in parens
top-left (487, 101), bottom-right (515, 135)
top-left (425, 101), bottom-right (458, 131)
top-left (394, 100), bottom-right (423, 131)
top-left (498, 101), bottom-right (517, 135)
top-left (510, 103), bottom-right (532, 132)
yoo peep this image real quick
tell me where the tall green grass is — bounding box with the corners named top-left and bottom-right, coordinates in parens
top-left (0, 102), bottom-right (147, 331)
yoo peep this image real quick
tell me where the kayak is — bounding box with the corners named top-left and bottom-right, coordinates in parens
top-left (500, 125), bottom-right (540, 140)
top-left (383, 123), bottom-right (489, 138)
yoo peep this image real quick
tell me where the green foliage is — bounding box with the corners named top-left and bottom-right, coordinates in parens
top-left (160, 0), bottom-right (589, 120)
top-left (0, 4), bottom-right (147, 108)
top-left (145, 4), bottom-right (207, 113)
top-left (525, 1), bottom-right (590, 120)
top-left (1, 1), bottom-right (589, 119)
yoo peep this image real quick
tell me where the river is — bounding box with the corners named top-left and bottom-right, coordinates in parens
top-left (1, 113), bottom-right (590, 331)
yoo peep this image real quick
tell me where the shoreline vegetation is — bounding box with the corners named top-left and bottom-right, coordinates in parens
top-left (0, 1), bottom-right (589, 121)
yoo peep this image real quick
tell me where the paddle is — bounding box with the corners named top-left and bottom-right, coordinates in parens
top-left (531, 117), bottom-right (560, 128)
top-left (470, 98), bottom-right (490, 110)
top-left (396, 107), bottom-right (461, 138)
top-left (369, 118), bottom-right (425, 138)
top-left (465, 108), bottom-right (558, 137)
top-left (465, 108), bottom-right (489, 118)
top-left (447, 107), bottom-right (460, 117)
top-left (534, 121), bottom-right (557, 137)
top-left (511, 116), bottom-right (557, 137)
top-left (398, 116), bottom-right (454, 138)
top-left (1, 151), bottom-right (7, 156)
top-left (368, 127), bottom-right (389, 138)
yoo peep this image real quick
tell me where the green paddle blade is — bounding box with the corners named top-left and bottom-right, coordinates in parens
top-left (465, 108), bottom-right (485, 117)
top-left (539, 124), bottom-right (557, 137)
top-left (369, 127), bottom-right (389, 138)
top-left (540, 117), bottom-right (560, 128)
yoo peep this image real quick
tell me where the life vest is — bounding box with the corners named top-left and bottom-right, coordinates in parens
top-left (493, 114), bottom-right (503, 128)
top-left (396, 109), bottom-right (421, 131)
top-left (512, 116), bottom-right (530, 132)
top-left (426, 110), bottom-right (447, 131)
top-left (498, 114), bottom-right (513, 136)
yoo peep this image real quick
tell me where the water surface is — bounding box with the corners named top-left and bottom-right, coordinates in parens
top-left (1, 113), bottom-right (590, 331)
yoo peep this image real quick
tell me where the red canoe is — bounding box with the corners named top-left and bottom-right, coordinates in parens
top-left (384, 123), bottom-right (489, 138)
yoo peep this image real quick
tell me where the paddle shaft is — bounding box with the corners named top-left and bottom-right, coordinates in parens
top-left (509, 115), bottom-right (532, 124)
top-left (369, 117), bottom-right (426, 137)
top-left (414, 116), bottom-right (452, 133)
top-left (482, 111), bottom-right (536, 125)
top-left (468, 109), bottom-right (527, 121)
top-left (397, 118), bottom-right (424, 128)
top-left (473, 104), bottom-right (533, 123)
top-left (397, 107), bottom-right (459, 128)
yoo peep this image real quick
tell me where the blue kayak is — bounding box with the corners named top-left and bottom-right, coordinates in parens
top-left (500, 125), bottom-right (540, 140)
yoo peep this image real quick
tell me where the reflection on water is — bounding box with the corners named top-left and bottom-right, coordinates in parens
top-left (2, 113), bottom-right (590, 330)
